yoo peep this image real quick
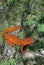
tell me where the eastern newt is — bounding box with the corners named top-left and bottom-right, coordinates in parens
top-left (2, 25), bottom-right (35, 54)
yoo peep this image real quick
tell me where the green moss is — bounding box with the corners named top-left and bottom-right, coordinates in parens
top-left (26, 20), bottom-right (37, 26)
top-left (0, 58), bottom-right (17, 65)
top-left (37, 24), bottom-right (44, 32)
top-left (0, 0), bottom-right (44, 65)
top-left (0, 31), bottom-right (3, 45)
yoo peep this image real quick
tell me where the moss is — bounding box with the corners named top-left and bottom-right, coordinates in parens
top-left (0, 0), bottom-right (44, 65)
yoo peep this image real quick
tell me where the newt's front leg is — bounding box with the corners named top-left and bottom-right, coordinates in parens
top-left (21, 46), bottom-right (24, 54)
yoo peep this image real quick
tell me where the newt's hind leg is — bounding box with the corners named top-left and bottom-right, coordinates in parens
top-left (7, 41), bottom-right (13, 46)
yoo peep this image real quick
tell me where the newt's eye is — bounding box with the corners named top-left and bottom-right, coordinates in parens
top-left (5, 38), bottom-right (7, 40)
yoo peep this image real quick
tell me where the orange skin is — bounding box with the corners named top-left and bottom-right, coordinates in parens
top-left (2, 25), bottom-right (35, 54)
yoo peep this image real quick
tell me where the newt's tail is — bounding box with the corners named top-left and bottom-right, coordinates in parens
top-left (2, 25), bottom-right (21, 36)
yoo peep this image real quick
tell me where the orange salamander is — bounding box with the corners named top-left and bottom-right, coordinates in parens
top-left (2, 25), bottom-right (35, 54)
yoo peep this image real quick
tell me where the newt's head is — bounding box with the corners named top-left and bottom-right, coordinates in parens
top-left (21, 38), bottom-right (35, 46)
top-left (28, 38), bottom-right (35, 44)
top-left (21, 38), bottom-right (35, 54)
